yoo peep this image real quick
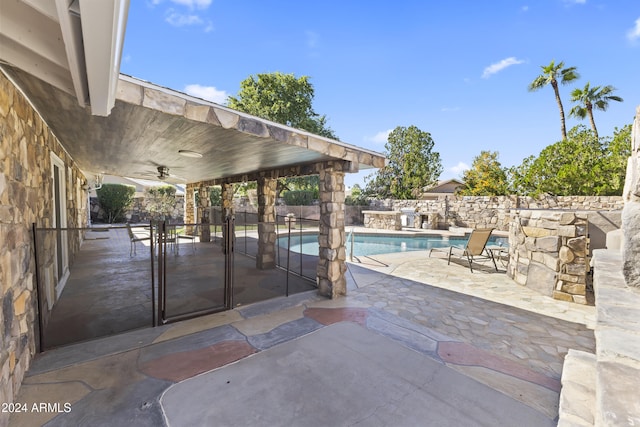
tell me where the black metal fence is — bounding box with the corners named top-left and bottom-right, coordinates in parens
top-left (32, 215), bottom-right (318, 351)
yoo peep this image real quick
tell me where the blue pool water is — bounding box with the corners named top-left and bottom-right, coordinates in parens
top-left (278, 233), bottom-right (508, 257)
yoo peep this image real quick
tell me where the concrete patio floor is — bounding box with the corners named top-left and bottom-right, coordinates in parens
top-left (11, 250), bottom-right (595, 426)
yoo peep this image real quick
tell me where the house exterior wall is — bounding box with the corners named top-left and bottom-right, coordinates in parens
top-left (0, 71), bottom-right (87, 425)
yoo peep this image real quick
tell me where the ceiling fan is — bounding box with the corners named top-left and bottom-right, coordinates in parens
top-left (156, 166), bottom-right (170, 180)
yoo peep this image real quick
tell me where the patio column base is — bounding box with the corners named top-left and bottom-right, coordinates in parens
top-left (257, 177), bottom-right (277, 269)
top-left (317, 167), bottom-right (347, 298)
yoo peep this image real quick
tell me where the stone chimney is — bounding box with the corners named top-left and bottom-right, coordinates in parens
top-left (622, 106), bottom-right (640, 287)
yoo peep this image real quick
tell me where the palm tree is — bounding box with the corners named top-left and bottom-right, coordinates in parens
top-left (569, 83), bottom-right (623, 139)
top-left (528, 60), bottom-right (580, 140)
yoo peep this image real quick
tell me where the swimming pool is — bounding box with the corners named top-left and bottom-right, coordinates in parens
top-left (278, 233), bottom-right (508, 257)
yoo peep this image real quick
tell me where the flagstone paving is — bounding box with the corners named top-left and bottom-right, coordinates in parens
top-left (10, 252), bottom-right (595, 426)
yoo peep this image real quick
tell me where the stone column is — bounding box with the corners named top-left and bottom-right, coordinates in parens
top-left (256, 177), bottom-right (277, 269)
top-left (221, 183), bottom-right (234, 252)
top-left (317, 168), bottom-right (347, 298)
top-left (622, 106), bottom-right (640, 287)
top-left (185, 185), bottom-right (195, 225)
top-left (198, 185), bottom-right (210, 243)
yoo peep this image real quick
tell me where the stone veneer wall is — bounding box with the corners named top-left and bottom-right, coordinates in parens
top-left (507, 211), bottom-right (590, 304)
top-left (372, 196), bottom-right (623, 231)
top-left (0, 71), bottom-right (88, 426)
top-left (89, 195), bottom-right (185, 223)
top-left (622, 106), bottom-right (640, 287)
top-left (362, 211), bottom-right (402, 230)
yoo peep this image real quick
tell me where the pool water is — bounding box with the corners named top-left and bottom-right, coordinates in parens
top-left (278, 233), bottom-right (509, 257)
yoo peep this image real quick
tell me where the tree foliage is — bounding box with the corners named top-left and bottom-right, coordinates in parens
top-left (227, 72), bottom-right (336, 139)
top-left (528, 60), bottom-right (580, 140)
top-left (345, 184), bottom-right (369, 206)
top-left (569, 83), bottom-right (623, 139)
top-left (458, 151), bottom-right (508, 196)
top-left (508, 125), bottom-right (631, 196)
top-left (228, 72), bottom-right (337, 200)
top-left (96, 183), bottom-right (135, 223)
top-left (365, 125), bottom-right (442, 199)
top-left (145, 185), bottom-right (177, 219)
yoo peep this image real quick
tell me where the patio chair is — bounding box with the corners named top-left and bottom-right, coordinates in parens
top-left (177, 224), bottom-right (198, 254)
top-left (428, 228), bottom-right (498, 273)
top-left (127, 223), bottom-right (150, 256)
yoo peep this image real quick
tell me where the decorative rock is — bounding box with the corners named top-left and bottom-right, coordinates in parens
top-left (559, 212), bottom-right (577, 225)
top-left (572, 295), bottom-right (587, 305)
top-left (559, 246), bottom-right (575, 263)
top-left (561, 283), bottom-right (586, 295)
top-left (553, 291), bottom-right (574, 302)
top-left (522, 226), bottom-right (551, 237)
top-left (567, 236), bottom-right (587, 255)
top-left (622, 201), bottom-right (640, 287)
top-left (537, 236), bottom-right (560, 253)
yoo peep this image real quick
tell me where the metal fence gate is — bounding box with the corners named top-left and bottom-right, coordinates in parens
top-left (33, 215), bottom-right (316, 351)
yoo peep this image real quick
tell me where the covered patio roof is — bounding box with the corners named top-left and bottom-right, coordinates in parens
top-left (3, 66), bottom-right (386, 186)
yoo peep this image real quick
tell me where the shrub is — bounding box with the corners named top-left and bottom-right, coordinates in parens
top-left (96, 184), bottom-right (135, 223)
top-left (145, 185), bottom-right (177, 219)
top-left (282, 190), bottom-right (316, 206)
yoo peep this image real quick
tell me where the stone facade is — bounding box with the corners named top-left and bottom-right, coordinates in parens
top-left (90, 195), bottom-right (185, 223)
top-left (317, 168), bottom-right (347, 298)
top-left (622, 106), bottom-right (640, 287)
top-left (507, 211), bottom-right (590, 304)
top-left (0, 71), bottom-right (88, 426)
top-left (362, 210), bottom-right (402, 230)
top-left (372, 196), bottom-right (623, 231)
top-left (256, 177), bottom-right (277, 269)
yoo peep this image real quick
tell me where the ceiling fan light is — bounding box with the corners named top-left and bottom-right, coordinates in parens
top-left (178, 150), bottom-right (203, 158)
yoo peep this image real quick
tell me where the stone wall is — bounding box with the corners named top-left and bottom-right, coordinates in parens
top-left (507, 211), bottom-right (590, 304)
top-left (0, 71), bottom-right (88, 426)
top-left (371, 195), bottom-right (624, 231)
top-left (90, 195), bottom-right (185, 223)
top-left (362, 211), bottom-right (402, 230)
top-left (622, 106), bottom-right (640, 287)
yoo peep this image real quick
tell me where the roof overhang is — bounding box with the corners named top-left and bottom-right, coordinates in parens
top-left (1, 66), bottom-right (386, 185)
top-left (0, 0), bottom-right (129, 116)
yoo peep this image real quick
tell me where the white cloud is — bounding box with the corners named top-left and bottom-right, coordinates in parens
top-left (184, 84), bottom-right (228, 104)
top-left (563, 0), bottom-right (586, 4)
top-left (365, 129), bottom-right (392, 144)
top-left (165, 10), bottom-right (203, 27)
top-left (627, 17), bottom-right (640, 41)
top-left (521, 5), bottom-right (529, 12)
top-left (155, 0), bottom-right (212, 9)
top-left (441, 106), bottom-right (461, 112)
top-left (450, 162), bottom-right (469, 175)
top-left (482, 57), bottom-right (525, 79)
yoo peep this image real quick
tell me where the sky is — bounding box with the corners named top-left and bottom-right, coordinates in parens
top-left (121, 0), bottom-right (640, 189)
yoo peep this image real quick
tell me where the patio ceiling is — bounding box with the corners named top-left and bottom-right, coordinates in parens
top-left (2, 66), bottom-right (386, 185)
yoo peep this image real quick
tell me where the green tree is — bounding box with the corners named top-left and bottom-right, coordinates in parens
top-left (528, 60), bottom-right (580, 140)
top-left (227, 72), bottom-right (336, 139)
top-left (600, 124), bottom-right (632, 195)
top-left (345, 184), bottom-right (369, 206)
top-left (458, 151), bottom-right (508, 196)
top-left (228, 72), bottom-right (337, 199)
top-left (508, 125), bottom-right (630, 196)
top-left (96, 183), bottom-right (135, 223)
top-left (569, 83), bottom-right (623, 139)
top-left (365, 125), bottom-right (442, 199)
top-left (209, 186), bottom-right (222, 206)
top-left (145, 185), bottom-right (177, 219)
